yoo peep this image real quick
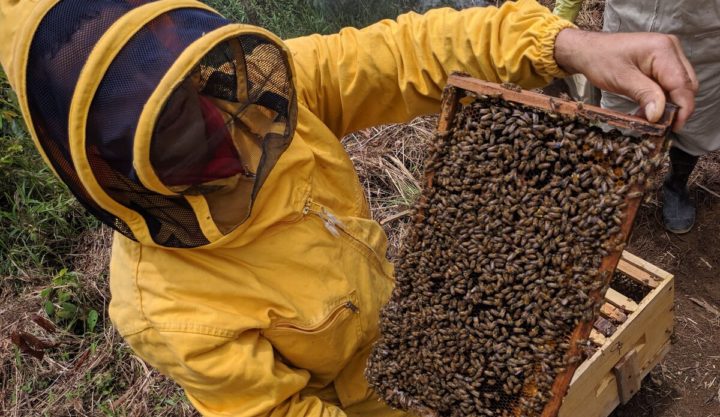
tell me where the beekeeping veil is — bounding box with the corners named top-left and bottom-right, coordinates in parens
top-left (1, 0), bottom-right (297, 248)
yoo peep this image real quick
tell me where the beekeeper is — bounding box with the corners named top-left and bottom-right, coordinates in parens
top-left (554, 0), bottom-right (719, 233)
top-left (0, 0), bottom-right (696, 416)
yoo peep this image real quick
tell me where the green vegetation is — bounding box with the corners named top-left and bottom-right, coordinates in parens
top-left (41, 268), bottom-right (100, 335)
top-left (0, 69), bottom-right (98, 278)
top-left (205, 0), bottom-right (422, 37)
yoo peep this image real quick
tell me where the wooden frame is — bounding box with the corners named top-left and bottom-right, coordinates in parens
top-left (436, 75), bottom-right (677, 417)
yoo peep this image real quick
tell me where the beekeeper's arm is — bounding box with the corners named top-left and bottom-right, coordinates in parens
top-left (286, 0), bottom-right (574, 138)
top-left (553, 0), bottom-right (584, 22)
top-left (287, 0), bottom-right (697, 137)
top-left (124, 329), bottom-right (347, 417)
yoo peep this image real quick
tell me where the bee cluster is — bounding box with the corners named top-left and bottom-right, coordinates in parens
top-left (366, 92), bottom-right (663, 417)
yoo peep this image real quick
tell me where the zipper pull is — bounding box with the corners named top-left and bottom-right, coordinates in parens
top-left (322, 208), bottom-right (345, 229)
top-left (304, 199), bottom-right (345, 238)
top-left (321, 207), bottom-right (345, 237)
top-left (345, 301), bottom-right (360, 314)
top-left (319, 207), bottom-right (345, 237)
top-left (324, 221), bottom-right (340, 237)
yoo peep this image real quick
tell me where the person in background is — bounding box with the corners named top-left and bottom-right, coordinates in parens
top-left (0, 0), bottom-right (696, 416)
top-left (554, 0), bottom-right (720, 234)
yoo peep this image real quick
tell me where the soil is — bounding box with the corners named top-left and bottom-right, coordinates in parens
top-left (610, 186), bottom-right (720, 417)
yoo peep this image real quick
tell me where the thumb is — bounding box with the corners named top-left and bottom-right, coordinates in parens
top-left (622, 70), bottom-right (666, 123)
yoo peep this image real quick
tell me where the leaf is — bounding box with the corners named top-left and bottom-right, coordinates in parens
top-left (86, 309), bottom-right (99, 333)
top-left (31, 314), bottom-right (57, 333)
top-left (40, 287), bottom-right (52, 299)
top-left (10, 332), bottom-right (45, 360)
top-left (52, 268), bottom-right (69, 285)
top-left (43, 300), bottom-right (55, 317)
top-left (57, 290), bottom-right (72, 303)
top-left (56, 302), bottom-right (77, 320)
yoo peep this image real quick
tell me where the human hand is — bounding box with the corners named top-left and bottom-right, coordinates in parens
top-left (554, 29), bottom-right (698, 131)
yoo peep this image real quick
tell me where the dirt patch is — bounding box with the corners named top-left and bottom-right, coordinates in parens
top-left (610, 156), bottom-right (720, 417)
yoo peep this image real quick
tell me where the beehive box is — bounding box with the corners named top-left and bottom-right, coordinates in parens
top-left (560, 250), bottom-right (674, 417)
top-left (366, 74), bottom-right (678, 417)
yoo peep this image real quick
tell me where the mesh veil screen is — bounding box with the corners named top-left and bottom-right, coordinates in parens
top-left (149, 34), bottom-right (295, 234)
top-left (239, 34), bottom-right (296, 203)
top-left (85, 8), bottom-right (230, 248)
top-left (26, 0), bottom-right (155, 240)
top-left (240, 35), bottom-right (295, 118)
top-left (27, 1), bottom-right (293, 247)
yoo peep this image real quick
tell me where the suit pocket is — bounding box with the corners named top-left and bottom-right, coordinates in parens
top-left (263, 292), bottom-right (362, 387)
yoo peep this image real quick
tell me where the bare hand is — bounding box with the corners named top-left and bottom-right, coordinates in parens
top-left (554, 29), bottom-right (698, 131)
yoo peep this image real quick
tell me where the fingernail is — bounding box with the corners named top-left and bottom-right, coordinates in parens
top-left (645, 102), bottom-right (658, 121)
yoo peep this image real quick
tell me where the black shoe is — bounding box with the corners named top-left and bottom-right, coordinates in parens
top-left (662, 147), bottom-right (699, 234)
top-left (662, 182), bottom-right (695, 234)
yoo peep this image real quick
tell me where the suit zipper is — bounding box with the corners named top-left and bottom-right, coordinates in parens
top-left (271, 299), bottom-right (359, 333)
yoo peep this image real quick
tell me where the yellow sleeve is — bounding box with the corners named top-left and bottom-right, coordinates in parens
top-left (125, 329), bottom-right (345, 417)
top-left (285, 0), bottom-right (575, 138)
top-left (553, 0), bottom-right (584, 22)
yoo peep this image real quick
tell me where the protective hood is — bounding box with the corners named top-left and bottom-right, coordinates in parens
top-left (4, 0), bottom-right (297, 248)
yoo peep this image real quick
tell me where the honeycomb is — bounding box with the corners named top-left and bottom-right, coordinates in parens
top-left (366, 89), bottom-right (665, 417)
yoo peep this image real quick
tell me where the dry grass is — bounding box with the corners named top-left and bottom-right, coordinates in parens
top-left (691, 152), bottom-right (720, 194)
top-left (0, 228), bottom-right (198, 417)
top-left (4, 124), bottom-right (720, 417)
top-left (536, 0), bottom-right (605, 31)
top-left (5, 119), bottom-right (718, 416)
top-left (342, 117), bottom-right (436, 259)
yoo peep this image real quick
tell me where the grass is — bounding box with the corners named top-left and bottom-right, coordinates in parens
top-left (341, 117), bottom-right (435, 258)
top-left (205, 0), bottom-right (424, 38)
top-left (537, 0), bottom-right (605, 30)
top-left (0, 70), bottom-right (99, 279)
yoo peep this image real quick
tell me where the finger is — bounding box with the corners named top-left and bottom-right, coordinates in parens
top-left (668, 35), bottom-right (699, 92)
top-left (664, 37), bottom-right (697, 130)
top-left (617, 70), bottom-right (667, 123)
top-left (648, 46), bottom-right (697, 129)
top-left (667, 85), bottom-right (696, 131)
top-left (634, 36), bottom-right (698, 128)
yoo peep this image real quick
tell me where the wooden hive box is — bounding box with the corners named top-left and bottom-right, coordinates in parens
top-left (559, 250), bottom-right (675, 417)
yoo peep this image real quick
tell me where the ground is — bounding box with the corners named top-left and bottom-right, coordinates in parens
top-left (3, 127), bottom-right (719, 417)
top-left (611, 169), bottom-right (720, 417)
